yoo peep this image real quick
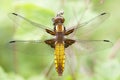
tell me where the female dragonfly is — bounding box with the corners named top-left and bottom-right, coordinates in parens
top-left (9, 11), bottom-right (112, 76)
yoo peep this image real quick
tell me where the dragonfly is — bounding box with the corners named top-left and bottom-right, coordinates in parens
top-left (9, 11), bottom-right (112, 76)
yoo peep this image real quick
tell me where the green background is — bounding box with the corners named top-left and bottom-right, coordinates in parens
top-left (0, 0), bottom-right (120, 80)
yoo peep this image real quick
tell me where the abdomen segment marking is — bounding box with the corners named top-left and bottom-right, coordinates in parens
top-left (54, 42), bottom-right (65, 76)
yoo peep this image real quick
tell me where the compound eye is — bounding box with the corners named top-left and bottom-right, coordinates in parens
top-left (52, 18), bottom-right (55, 22)
top-left (61, 18), bottom-right (65, 23)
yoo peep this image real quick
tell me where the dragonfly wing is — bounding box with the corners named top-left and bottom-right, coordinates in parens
top-left (67, 12), bottom-right (110, 38)
top-left (9, 13), bottom-right (52, 30)
top-left (64, 39), bottom-right (113, 77)
top-left (65, 40), bottom-right (112, 65)
top-left (73, 40), bottom-right (113, 53)
top-left (65, 47), bottom-right (77, 71)
top-left (9, 40), bottom-right (55, 76)
top-left (9, 13), bottom-right (54, 41)
top-left (65, 46), bottom-right (82, 79)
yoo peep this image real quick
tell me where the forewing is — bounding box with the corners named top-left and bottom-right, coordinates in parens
top-left (9, 13), bottom-right (53, 40)
top-left (67, 13), bottom-right (110, 38)
top-left (9, 13), bottom-right (52, 30)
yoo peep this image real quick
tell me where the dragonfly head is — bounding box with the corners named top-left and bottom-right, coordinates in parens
top-left (52, 11), bottom-right (65, 26)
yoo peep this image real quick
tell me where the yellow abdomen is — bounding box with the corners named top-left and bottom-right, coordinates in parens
top-left (54, 42), bottom-right (65, 76)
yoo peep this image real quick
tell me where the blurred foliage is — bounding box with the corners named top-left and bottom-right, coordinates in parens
top-left (0, 0), bottom-right (120, 80)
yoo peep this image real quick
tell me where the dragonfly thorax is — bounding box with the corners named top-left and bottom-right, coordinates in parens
top-left (55, 32), bottom-right (64, 43)
top-left (55, 24), bottom-right (64, 32)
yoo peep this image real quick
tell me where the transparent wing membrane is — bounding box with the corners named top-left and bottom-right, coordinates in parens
top-left (73, 39), bottom-right (113, 53)
top-left (9, 13), bottom-right (54, 41)
top-left (64, 39), bottom-right (112, 77)
top-left (75, 13), bottom-right (108, 29)
top-left (9, 40), bottom-right (55, 76)
top-left (65, 47), bottom-right (77, 73)
top-left (68, 12), bottom-right (110, 37)
top-left (9, 13), bottom-right (52, 30)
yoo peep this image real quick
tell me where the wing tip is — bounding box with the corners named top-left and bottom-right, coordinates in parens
top-left (103, 40), bottom-right (110, 42)
top-left (103, 40), bottom-right (113, 45)
top-left (9, 40), bottom-right (16, 43)
top-left (101, 12), bottom-right (107, 15)
top-left (12, 13), bottom-right (18, 16)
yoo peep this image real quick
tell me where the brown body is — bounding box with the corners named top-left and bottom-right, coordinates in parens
top-left (45, 12), bottom-right (75, 76)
